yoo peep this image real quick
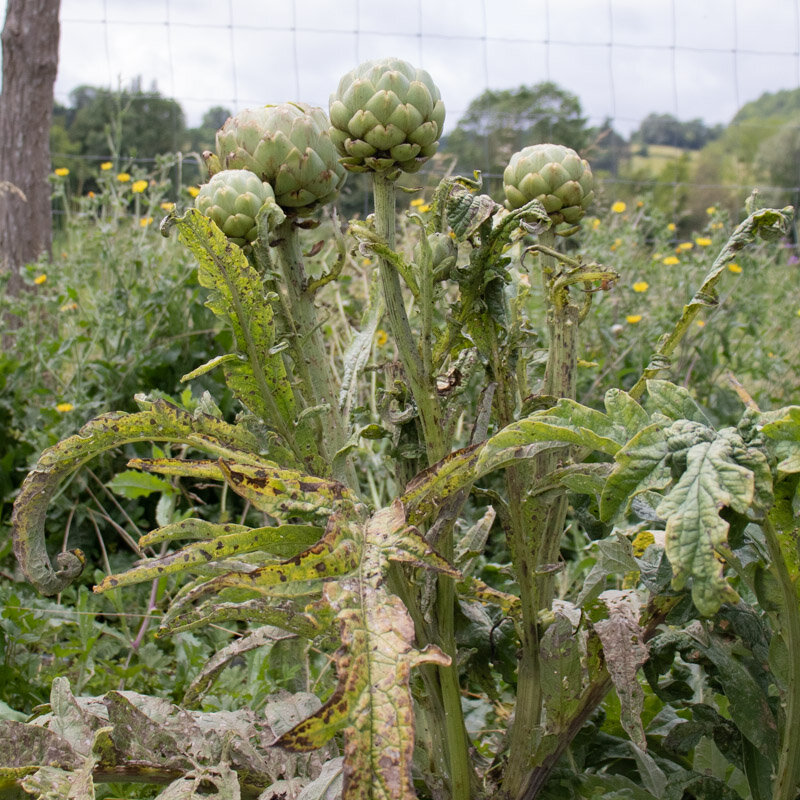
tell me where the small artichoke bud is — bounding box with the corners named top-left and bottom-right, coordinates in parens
top-left (195, 169), bottom-right (283, 245)
top-left (329, 57), bottom-right (445, 175)
top-left (503, 144), bottom-right (594, 225)
top-left (213, 103), bottom-right (346, 215)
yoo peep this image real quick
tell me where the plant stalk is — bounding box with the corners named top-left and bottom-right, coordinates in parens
top-left (272, 217), bottom-right (356, 489)
top-left (762, 474), bottom-right (800, 800)
top-left (371, 172), bottom-right (445, 464)
top-left (372, 170), bottom-right (470, 799)
top-left (501, 227), bottom-right (580, 800)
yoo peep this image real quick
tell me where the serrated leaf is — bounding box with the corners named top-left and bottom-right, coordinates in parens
top-left (657, 435), bottom-right (755, 615)
top-left (686, 628), bottom-right (780, 759)
top-left (477, 400), bottom-right (627, 477)
top-left (11, 398), bottom-right (271, 596)
top-left (539, 614), bottom-right (582, 732)
top-left (604, 388), bottom-right (650, 438)
top-left (183, 625), bottom-right (296, 707)
top-left (577, 533), bottom-right (639, 606)
top-left (446, 184), bottom-right (500, 240)
top-left (160, 597), bottom-right (323, 638)
top-left (106, 469), bottom-right (176, 499)
top-left (600, 423), bottom-right (671, 522)
top-left (274, 502), bottom-right (452, 800)
top-left (218, 460), bottom-right (355, 519)
top-left (95, 523), bottom-right (323, 593)
top-left (760, 405), bottom-right (800, 474)
top-left (594, 590), bottom-right (648, 751)
top-left (646, 380), bottom-right (710, 425)
top-left (171, 209), bottom-right (320, 472)
top-left (339, 270), bottom-right (384, 421)
top-left (455, 506), bottom-right (495, 575)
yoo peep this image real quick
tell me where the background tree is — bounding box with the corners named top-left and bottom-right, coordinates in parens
top-left (632, 112), bottom-right (722, 150)
top-left (186, 105), bottom-right (232, 154)
top-left (0, 0), bottom-right (60, 298)
top-left (66, 80), bottom-right (186, 163)
top-left (442, 82), bottom-right (590, 195)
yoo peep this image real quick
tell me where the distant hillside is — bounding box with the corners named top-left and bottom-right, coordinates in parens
top-left (732, 87), bottom-right (800, 124)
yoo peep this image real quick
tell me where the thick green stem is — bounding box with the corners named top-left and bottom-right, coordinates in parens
top-left (762, 475), bottom-right (800, 800)
top-left (272, 218), bottom-right (355, 489)
top-left (501, 227), bottom-right (580, 800)
top-left (371, 172), bottom-right (445, 464)
top-left (372, 171), bottom-right (471, 799)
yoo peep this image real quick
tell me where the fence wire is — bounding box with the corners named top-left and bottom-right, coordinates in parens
top-left (36, 0), bottom-right (800, 205)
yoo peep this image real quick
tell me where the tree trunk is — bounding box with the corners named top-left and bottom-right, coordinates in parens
top-left (0, 0), bottom-right (60, 298)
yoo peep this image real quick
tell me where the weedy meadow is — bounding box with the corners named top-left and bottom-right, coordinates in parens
top-left (2, 57), bottom-right (800, 800)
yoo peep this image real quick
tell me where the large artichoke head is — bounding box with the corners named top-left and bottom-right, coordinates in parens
top-left (195, 169), bottom-right (285, 245)
top-left (503, 144), bottom-right (594, 225)
top-left (329, 57), bottom-right (445, 175)
top-left (209, 103), bottom-right (346, 215)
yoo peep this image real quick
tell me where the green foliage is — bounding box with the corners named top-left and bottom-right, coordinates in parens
top-left (4, 71), bottom-right (800, 800)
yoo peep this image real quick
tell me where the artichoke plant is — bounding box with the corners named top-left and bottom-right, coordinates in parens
top-left (195, 169), bottom-right (284, 245)
top-left (328, 57), bottom-right (445, 174)
top-left (206, 103), bottom-right (346, 215)
top-left (503, 143), bottom-right (594, 224)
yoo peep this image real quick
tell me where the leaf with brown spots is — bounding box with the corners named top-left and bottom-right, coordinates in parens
top-left (170, 209), bottom-right (322, 474)
top-left (275, 503), bottom-right (453, 800)
top-left (94, 523), bottom-right (323, 593)
top-left (11, 397), bottom-right (275, 596)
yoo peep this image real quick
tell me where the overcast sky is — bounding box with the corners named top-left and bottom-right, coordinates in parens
top-left (3, 0), bottom-right (800, 136)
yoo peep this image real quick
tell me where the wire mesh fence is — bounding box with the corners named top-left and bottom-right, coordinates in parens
top-left (10, 0), bottom-right (800, 212)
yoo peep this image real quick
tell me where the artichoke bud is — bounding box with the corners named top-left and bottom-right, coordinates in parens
top-left (213, 103), bottom-right (346, 216)
top-left (503, 144), bottom-right (594, 225)
top-left (195, 169), bottom-right (284, 246)
top-left (329, 57), bottom-right (445, 176)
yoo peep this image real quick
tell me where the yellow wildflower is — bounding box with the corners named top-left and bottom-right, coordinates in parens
top-left (100, 161), bottom-right (113, 171)
top-left (667, 222), bottom-right (676, 232)
top-left (626, 315), bottom-right (643, 324)
top-left (632, 281), bottom-right (649, 293)
top-left (728, 263), bottom-right (742, 274)
top-left (711, 222), bottom-right (723, 230)
top-left (592, 217), bottom-right (601, 230)
top-left (34, 274), bottom-right (47, 285)
top-left (611, 201), bottom-right (626, 214)
top-left (117, 172), bottom-right (131, 183)
top-left (610, 237), bottom-right (622, 251)
top-left (677, 242), bottom-right (693, 251)
top-left (706, 206), bottom-right (717, 215)
top-left (410, 197), bottom-right (425, 208)
top-left (695, 237), bottom-right (712, 247)
top-left (187, 186), bottom-right (200, 198)
top-left (87, 191), bottom-right (95, 198)
top-left (131, 179), bottom-right (148, 193)
top-left (652, 253), bottom-right (662, 260)
top-left (56, 402), bottom-right (74, 413)
top-left (796, 308), bottom-right (800, 317)
top-left (636, 200), bottom-right (644, 208)
top-left (662, 255), bottom-right (680, 265)
top-left (139, 217), bottom-right (154, 227)
top-left (696, 320), bottom-right (706, 328)
top-left (362, 257), bottom-right (372, 267)
top-left (160, 201), bottom-right (175, 211)
top-left (419, 204), bottom-right (432, 213)
top-left (60, 302), bottom-right (78, 312)
top-left (375, 329), bottom-right (388, 346)
top-left (54, 167), bottom-right (69, 177)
